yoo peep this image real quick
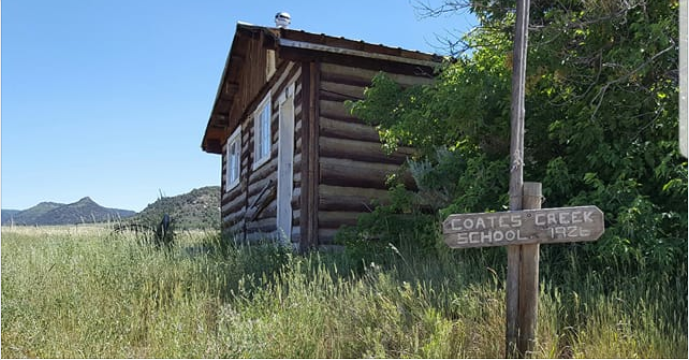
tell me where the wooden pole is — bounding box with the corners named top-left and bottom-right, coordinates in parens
top-left (506, 0), bottom-right (531, 357)
top-left (518, 182), bottom-right (541, 355)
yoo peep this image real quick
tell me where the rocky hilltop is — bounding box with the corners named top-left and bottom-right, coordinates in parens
top-left (128, 186), bottom-right (220, 230)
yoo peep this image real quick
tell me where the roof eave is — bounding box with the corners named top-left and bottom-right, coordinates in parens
top-left (201, 23), bottom-right (278, 154)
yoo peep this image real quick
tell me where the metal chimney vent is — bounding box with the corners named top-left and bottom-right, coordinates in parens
top-left (275, 12), bottom-right (291, 28)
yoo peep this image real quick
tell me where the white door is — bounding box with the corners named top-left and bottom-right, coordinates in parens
top-left (276, 85), bottom-right (295, 243)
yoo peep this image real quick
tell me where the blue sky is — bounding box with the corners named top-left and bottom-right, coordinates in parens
top-left (1, 0), bottom-right (475, 212)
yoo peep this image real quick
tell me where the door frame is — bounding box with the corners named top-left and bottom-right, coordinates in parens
top-left (276, 83), bottom-right (295, 244)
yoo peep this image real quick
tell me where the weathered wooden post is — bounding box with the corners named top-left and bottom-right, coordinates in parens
top-left (517, 182), bottom-right (541, 355)
top-left (507, 0), bottom-right (531, 356)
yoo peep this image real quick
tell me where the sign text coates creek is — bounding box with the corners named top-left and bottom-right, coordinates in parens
top-left (442, 206), bottom-right (605, 249)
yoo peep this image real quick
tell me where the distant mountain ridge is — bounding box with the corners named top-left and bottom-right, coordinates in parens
top-left (2, 197), bottom-right (135, 226)
top-left (2, 186), bottom-right (221, 229)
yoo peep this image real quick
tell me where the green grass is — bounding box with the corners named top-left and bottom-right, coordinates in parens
top-left (1, 227), bottom-right (686, 358)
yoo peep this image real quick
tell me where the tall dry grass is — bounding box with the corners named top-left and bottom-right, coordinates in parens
top-left (1, 226), bottom-right (686, 358)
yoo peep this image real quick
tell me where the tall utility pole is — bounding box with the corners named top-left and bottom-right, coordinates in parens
top-left (506, 0), bottom-right (532, 357)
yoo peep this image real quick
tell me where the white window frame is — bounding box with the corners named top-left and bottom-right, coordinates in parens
top-left (225, 126), bottom-right (242, 191)
top-left (253, 93), bottom-right (272, 170)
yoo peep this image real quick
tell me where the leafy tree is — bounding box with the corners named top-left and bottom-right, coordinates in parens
top-left (348, 0), bottom-right (686, 279)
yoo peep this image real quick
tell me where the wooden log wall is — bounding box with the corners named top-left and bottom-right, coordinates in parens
top-left (316, 62), bottom-right (432, 244)
top-left (219, 48), bottom-right (434, 247)
top-left (221, 61), bottom-right (303, 245)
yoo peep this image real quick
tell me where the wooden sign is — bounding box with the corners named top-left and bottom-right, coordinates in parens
top-left (443, 206), bottom-right (604, 249)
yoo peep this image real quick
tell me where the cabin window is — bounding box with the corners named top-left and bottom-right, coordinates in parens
top-left (225, 126), bottom-right (241, 190)
top-left (253, 94), bottom-right (272, 169)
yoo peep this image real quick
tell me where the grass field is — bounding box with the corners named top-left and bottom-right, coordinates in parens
top-left (1, 226), bottom-right (686, 358)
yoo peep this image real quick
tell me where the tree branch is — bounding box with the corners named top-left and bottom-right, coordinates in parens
top-left (589, 43), bottom-right (674, 119)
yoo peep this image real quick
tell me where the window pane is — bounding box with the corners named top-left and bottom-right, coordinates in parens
top-left (227, 137), bottom-right (241, 185)
top-left (253, 99), bottom-right (271, 165)
top-left (230, 142), bottom-right (237, 183)
top-left (261, 104), bottom-right (271, 158)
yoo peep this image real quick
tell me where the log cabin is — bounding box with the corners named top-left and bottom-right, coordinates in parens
top-left (201, 20), bottom-right (442, 249)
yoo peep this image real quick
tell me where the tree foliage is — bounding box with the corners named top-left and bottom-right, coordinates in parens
top-left (348, 0), bottom-right (686, 278)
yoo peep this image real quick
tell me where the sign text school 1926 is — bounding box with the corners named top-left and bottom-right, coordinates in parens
top-left (443, 205), bottom-right (604, 249)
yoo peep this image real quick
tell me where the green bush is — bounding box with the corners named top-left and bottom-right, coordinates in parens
top-left (347, 0), bottom-right (686, 285)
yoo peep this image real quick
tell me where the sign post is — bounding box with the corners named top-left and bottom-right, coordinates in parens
top-left (443, 194), bottom-right (605, 357)
top-left (518, 182), bottom-right (541, 355)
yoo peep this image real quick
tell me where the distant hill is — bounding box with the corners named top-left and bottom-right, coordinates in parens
top-left (127, 186), bottom-right (220, 230)
top-left (2, 202), bottom-right (65, 225)
top-left (1, 187), bottom-right (220, 229)
top-left (1, 209), bottom-right (22, 222)
top-left (2, 198), bottom-right (135, 226)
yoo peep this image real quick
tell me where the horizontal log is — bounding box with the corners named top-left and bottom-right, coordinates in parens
top-left (293, 151), bottom-right (303, 166)
top-left (222, 219), bottom-right (244, 233)
top-left (321, 62), bottom-right (434, 87)
top-left (222, 211), bottom-right (246, 227)
top-left (223, 214), bottom-right (245, 231)
top-left (320, 157), bottom-right (406, 189)
top-left (320, 99), bottom-right (355, 120)
top-left (320, 80), bottom-right (365, 102)
top-left (318, 211), bottom-right (362, 229)
top-left (319, 185), bottom-right (390, 211)
top-left (320, 117), bottom-right (379, 142)
top-left (320, 136), bottom-right (408, 165)
top-left (260, 198), bottom-right (278, 219)
top-left (320, 70), bottom-right (370, 88)
top-left (292, 187), bottom-right (302, 208)
top-left (293, 171), bottom-right (302, 189)
top-left (221, 186), bottom-right (243, 206)
top-left (248, 176), bottom-right (276, 200)
top-left (295, 136), bottom-right (303, 153)
top-left (321, 80), bottom-right (365, 99)
top-left (221, 195), bottom-right (245, 216)
top-left (294, 90), bottom-right (303, 107)
top-left (226, 219), bottom-right (244, 233)
top-left (292, 208), bottom-right (301, 224)
top-left (249, 157), bottom-right (278, 184)
top-left (246, 184), bottom-right (277, 221)
top-left (245, 217), bottom-right (277, 233)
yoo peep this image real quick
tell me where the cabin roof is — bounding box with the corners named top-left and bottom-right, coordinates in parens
top-left (201, 22), bottom-right (444, 154)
